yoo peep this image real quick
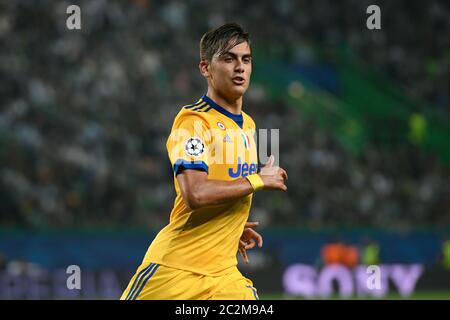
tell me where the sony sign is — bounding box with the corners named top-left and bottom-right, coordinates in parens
top-left (283, 264), bottom-right (424, 298)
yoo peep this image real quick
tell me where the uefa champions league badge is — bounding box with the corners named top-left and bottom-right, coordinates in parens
top-left (185, 137), bottom-right (205, 157)
top-left (217, 122), bottom-right (226, 130)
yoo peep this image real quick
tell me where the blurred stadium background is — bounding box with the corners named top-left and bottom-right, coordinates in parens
top-left (0, 0), bottom-right (449, 300)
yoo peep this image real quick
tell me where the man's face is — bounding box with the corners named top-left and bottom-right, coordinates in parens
top-left (202, 41), bottom-right (252, 100)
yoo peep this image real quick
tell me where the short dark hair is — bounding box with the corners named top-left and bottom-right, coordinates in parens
top-left (200, 23), bottom-right (250, 62)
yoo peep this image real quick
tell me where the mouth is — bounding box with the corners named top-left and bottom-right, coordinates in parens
top-left (232, 76), bottom-right (245, 86)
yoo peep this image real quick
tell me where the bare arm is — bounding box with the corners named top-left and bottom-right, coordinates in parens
top-left (176, 155), bottom-right (288, 210)
top-left (177, 170), bottom-right (253, 209)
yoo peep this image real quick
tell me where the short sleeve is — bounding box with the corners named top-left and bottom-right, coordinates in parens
top-left (167, 114), bottom-right (211, 175)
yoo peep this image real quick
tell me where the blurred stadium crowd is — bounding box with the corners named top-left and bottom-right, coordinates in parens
top-left (0, 0), bottom-right (449, 230)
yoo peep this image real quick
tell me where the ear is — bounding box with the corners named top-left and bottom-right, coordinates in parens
top-left (199, 60), bottom-right (209, 78)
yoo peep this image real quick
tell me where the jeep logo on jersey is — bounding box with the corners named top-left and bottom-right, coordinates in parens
top-left (185, 137), bottom-right (204, 157)
top-left (228, 157), bottom-right (257, 178)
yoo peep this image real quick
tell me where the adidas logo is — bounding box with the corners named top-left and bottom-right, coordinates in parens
top-left (223, 134), bottom-right (232, 143)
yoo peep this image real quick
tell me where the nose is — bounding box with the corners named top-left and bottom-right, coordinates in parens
top-left (234, 59), bottom-right (244, 73)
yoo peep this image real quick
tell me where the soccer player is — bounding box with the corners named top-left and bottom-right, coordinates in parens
top-left (121, 23), bottom-right (288, 300)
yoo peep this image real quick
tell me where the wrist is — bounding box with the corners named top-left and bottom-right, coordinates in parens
top-left (245, 174), bottom-right (264, 191)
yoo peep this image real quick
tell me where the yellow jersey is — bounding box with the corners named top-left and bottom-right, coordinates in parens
top-left (142, 94), bottom-right (258, 276)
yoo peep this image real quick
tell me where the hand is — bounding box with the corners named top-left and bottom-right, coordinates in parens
top-left (239, 221), bottom-right (263, 264)
top-left (259, 155), bottom-right (288, 191)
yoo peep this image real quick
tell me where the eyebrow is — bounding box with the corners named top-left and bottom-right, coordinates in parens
top-left (220, 51), bottom-right (252, 59)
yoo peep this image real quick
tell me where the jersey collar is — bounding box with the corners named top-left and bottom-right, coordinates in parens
top-left (201, 94), bottom-right (243, 129)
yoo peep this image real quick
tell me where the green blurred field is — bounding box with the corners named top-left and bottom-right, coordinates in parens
top-left (260, 291), bottom-right (450, 300)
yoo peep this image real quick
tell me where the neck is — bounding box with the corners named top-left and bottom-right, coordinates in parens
top-left (206, 89), bottom-right (242, 115)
